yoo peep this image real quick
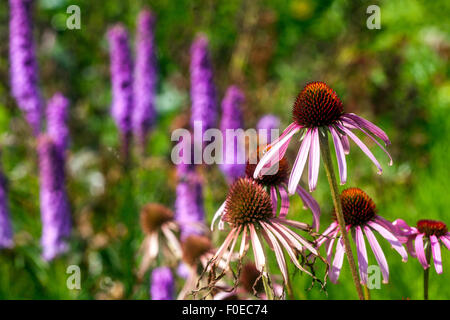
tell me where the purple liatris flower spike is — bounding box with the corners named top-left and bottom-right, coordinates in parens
top-left (108, 24), bottom-right (134, 159)
top-left (133, 9), bottom-right (157, 151)
top-left (219, 86), bottom-right (246, 184)
top-left (9, 0), bottom-right (43, 135)
top-left (190, 35), bottom-right (217, 147)
top-left (0, 167), bottom-right (13, 249)
top-left (37, 135), bottom-right (71, 260)
top-left (174, 136), bottom-right (205, 240)
top-left (150, 267), bottom-right (174, 300)
top-left (257, 114), bottom-right (280, 144)
top-left (46, 93), bottom-right (69, 157)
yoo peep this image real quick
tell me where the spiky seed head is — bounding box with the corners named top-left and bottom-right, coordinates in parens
top-left (336, 188), bottom-right (377, 227)
top-left (417, 220), bottom-right (448, 237)
top-left (181, 234), bottom-right (212, 266)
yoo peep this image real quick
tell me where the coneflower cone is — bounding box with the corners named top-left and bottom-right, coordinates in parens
top-left (0, 169), bottom-right (13, 249)
top-left (190, 35), bottom-right (217, 147)
top-left (133, 9), bottom-right (157, 151)
top-left (37, 135), bottom-right (71, 260)
top-left (9, 0), bottom-right (43, 135)
top-left (175, 137), bottom-right (205, 240)
top-left (46, 93), bottom-right (69, 157)
top-left (219, 86), bottom-right (246, 184)
top-left (108, 24), bottom-right (134, 160)
top-left (150, 267), bottom-right (174, 300)
top-left (257, 114), bottom-right (280, 144)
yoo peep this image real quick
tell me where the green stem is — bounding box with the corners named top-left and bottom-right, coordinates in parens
top-left (319, 130), bottom-right (365, 300)
top-left (363, 285), bottom-right (371, 300)
top-left (424, 241), bottom-right (431, 300)
top-left (261, 271), bottom-right (274, 300)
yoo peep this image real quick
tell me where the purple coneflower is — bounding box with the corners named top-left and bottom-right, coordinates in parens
top-left (151, 267), bottom-right (174, 300)
top-left (209, 177), bottom-right (318, 292)
top-left (133, 9), bottom-right (157, 151)
top-left (107, 24), bottom-right (134, 160)
top-left (219, 85), bottom-right (246, 184)
top-left (253, 81), bottom-right (392, 194)
top-left (256, 114), bottom-right (280, 144)
top-left (318, 188), bottom-right (407, 285)
top-left (0, 168), bottom-right (13, 249)
top-left (242, 147), bottom-right (321, 231)
top-left (46, 93), bottom-right (69, 156)
top-left (37, 135), bottom-right (71, 260)
top-left (138, 203), bottom-right (181, 279)
top-left (190, 35), bottom-right (217, 147)
top-left (393, 219), bottom-right (449, 274)
top-left (9, 0), bottom-right (43, 135)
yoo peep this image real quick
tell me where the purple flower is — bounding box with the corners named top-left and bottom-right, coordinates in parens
top-left (219, 86), bottom-right (246, 184)
top-left (190, 35), bottom-right (217, 146)
top-left (0, 169), bottom-right (13, 249)
top-left (9, 0), bottom-right (43, 135)
top-left (37, 135), bottom-right (71, 260)
top-left (107, 24), bottom-right (134, 157)
top-left (46, 93), bottom-right (69, 157)
top-left (175, 137), bottom-right (205, 240)
top-left (257, 114), bottom-right (280, 144)
top-left (133, 9), bottom-right (157, 151)
top-left (150, 267), bottom-right (174, 300)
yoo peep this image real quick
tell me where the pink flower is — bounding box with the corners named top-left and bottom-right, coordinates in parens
top-left (393, 219), bottom-right (450, 274)
top-left (209, 177), bottom-right (318, 286)
top-left (318, 188), bottom-right (407, 284)
top-left (253, 82), bottom-right (392, 194)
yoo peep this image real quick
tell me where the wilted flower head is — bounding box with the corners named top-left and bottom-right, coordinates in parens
top-left (254, 82), bottom-right (392, 194)
top-left (138, 203), bottom-right (181, 279)
top-left (9, 0), bottom-right (43, 135)
top-left (190, 35), bottom-right (217, 146)
top-left (133, 9), bottom-right (157, 151)
top-left (219, 85), bottom-right (246, 184)
top-left (0, 169), bottom-right (13, 249)
top-left (209, 177), bottom-right (318, 287)
top-left (318, 188), bottom-right (407, 284)
top-left (37, 135), bottom-right (71, 260)
top-left (107, 24), bottom-right (134, 157)
top-left (393, 219), bottom-right (449, 274)
top-left (150, 267), bottom-right (174, 300)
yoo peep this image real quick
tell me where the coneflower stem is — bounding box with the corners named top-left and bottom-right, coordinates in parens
top-left (424, 242), bottom-right (431, 300)
top-left (261, 271), bottom-right (274, 300)
top-left (363, 285), bottom-right (371, 300)
top-left (319, 130), bottom-right (365, 300)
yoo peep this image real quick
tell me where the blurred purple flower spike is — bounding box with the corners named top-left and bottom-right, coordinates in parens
top-left (151, 267), bottom-right (174, 300)
top-left (257, 114), bottom-right (280, 144)
top-left (0, 168), bottom-right (13, 249)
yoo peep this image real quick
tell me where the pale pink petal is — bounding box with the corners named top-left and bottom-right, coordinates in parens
top-left (330, 126), bottom-right (347, 185)
top-left (316, 222), bottom-right (338, 248)
top-left (249, 224), bottom-right (266, 272)
top-left (415, 233), bottom-right (429, 269)
top-left (211, 227), bottom-right (238, 266)
top-left (239, 225), bottom-right (249, 258)
top-left (260, 223), bottom-right (289, 283)
top-left (341, 134), bottom-right (350, 155)
top-left (368, 221), bottom-right (408, 262)
top-left (338, 124), bottom-right (383, 174)
top-left (343, 113), bottom-right (391, 146)
top-left (223, 226), bottom-right (241, 268)
top-left (296, 186), bottom-right (321, 231)
top-left (406, 238), bottom-right (417, 258)
top-left (364, 226), bottom-right (389, 283)
top-left (308, 128), bottom-right (320, 192)
top-left (211, 201), bottom-right (226, 231)
top-left (275, 221), bottom-right (318, 255)
top-left (430, 235), bottom-right (442, 274)
top-left (270, 186), bottom-right (278, 216)
top-left (440, 235), bottom-right (450, 251)
top-left (329, 237), bottom-right (345, 284)
top-left (278, 186), bottom-right (290, 218)
top-left (253, 126), bottom-right (300, 179)
top-left (288, 129), bottom-right (312, 194)
top-left (325, 232), bottom-right (337, 263)
top-left (355, 226), bottom-right (368, 285)
top-left (273, 218), bottom-right (310, 231)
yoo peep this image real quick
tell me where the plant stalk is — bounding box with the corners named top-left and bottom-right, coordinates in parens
top-left (424, 241), bottom-right (431, 300)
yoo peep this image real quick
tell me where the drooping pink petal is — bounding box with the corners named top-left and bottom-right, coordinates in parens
top-left (253, 125), bottom-right (300, 179)
top-left (430, 235), bottom-right (442, 274)
top-left (415, 233), bottom-right (429, 269)
top-left (325, 232), bottom-right (337, 263)
top-left (260, 223), bottom-right (289, 283)
top-left (355, 226), bottom-right (368, 285)
top-left (273, 218), bottom-right (310, 231)
top-left (308, 128), bottom-right (320, 192)
top-left (270, 186), bottom-right (278, 216)
top-left (296, 186), bottom-right (320, 231)
top-left (440, 235), bottom-right (450, 251)
top-left (273, 221), bottom-right (318, 255)
top-left (329, 237), bottom-right (345, 284)
top-left (239, 225), bottom-right (249, 258)
top-left (278, 186), bottom-right (290, 218)
top-left (338, 124), bottom-right (383, 174)
top-left (288, 129), bottom-right (312, 194)
top-left (406, 238), bottom-right (417, 258)
top-left (249, 224), bottom-right (266, 272)
top-left (368, 221), bottom-right (408, 262)
top-left (342, 113), bottom-right (391, 146)
top-left (341, 134), bottom-right (350, 155)
top-left (211, 227), bottom-right (238, 267)
top-left (364, 226), bottom-right (389, 283)
top-left (329, 126), bottom-right (347, 185)
top-left (211, 201), bottom-right (226, 231)
top-left (342, 117), bottom-right (393, 166)
top-left (316, 222), bottom-right (338, 248)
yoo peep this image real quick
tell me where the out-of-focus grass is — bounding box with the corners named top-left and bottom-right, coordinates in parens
top-left (0, 0), bottom-right (449, 299)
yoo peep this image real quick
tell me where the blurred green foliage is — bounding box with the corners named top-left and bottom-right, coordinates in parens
top-left (0, 0), bottom-right (449, 299)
